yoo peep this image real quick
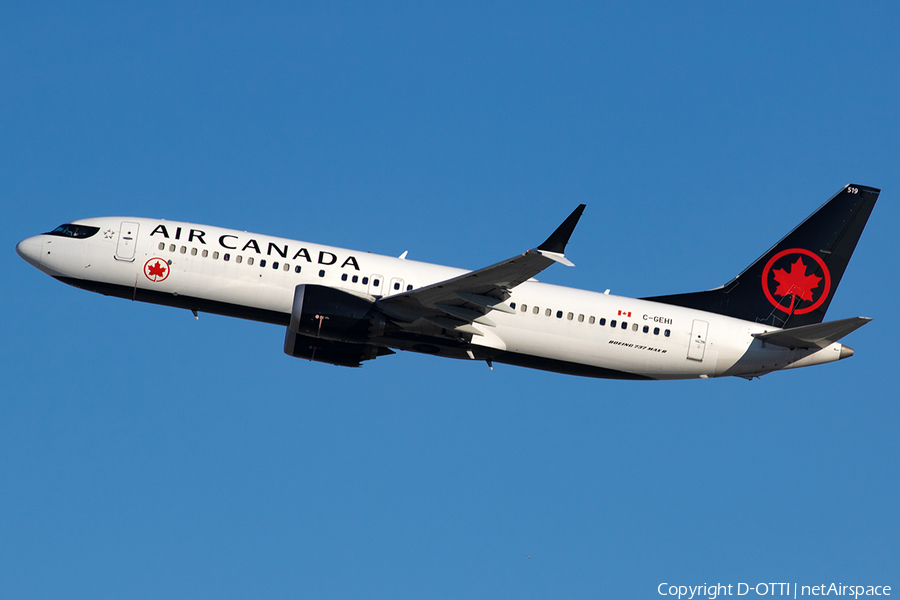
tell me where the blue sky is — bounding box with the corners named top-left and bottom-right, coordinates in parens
top-left (2, 2), bottom-right (898, 598)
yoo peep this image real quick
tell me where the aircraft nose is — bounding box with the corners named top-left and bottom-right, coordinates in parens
top-left (16, 235), bottom-right (43, 268)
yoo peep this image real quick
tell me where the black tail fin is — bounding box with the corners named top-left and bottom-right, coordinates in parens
top-left (642, 184), bottom-right (880, 328)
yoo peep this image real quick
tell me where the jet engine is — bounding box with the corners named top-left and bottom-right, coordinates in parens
top-left (283, 328), bottom-right (393, 367)
top-left (284, 284), bottom-right (394, 367)
top-left (289, 284), bottom-right (386, 343)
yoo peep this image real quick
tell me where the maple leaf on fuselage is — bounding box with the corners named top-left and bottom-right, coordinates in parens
top-left (147, 261), bottom-right (167, 278)
top-left (772, 257), bottom-right (821, 302)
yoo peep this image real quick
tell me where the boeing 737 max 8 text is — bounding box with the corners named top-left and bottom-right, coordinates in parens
top-left (16, 184), bottom-right (879, 380)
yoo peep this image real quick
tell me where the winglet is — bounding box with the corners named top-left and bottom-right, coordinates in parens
top-left (538, 204), bottom-right (586, 254)
top-left (534, 249), bottom-right (575, 267)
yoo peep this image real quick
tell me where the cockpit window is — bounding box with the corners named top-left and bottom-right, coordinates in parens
top-left (46, 224), bottom-right (100, 239)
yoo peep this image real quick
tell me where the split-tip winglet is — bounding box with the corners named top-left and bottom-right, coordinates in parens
top-left (537, 204), bottom-right (586, 255)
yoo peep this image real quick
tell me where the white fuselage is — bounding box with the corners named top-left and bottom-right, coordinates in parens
top-left (17, 217), bottom-right (849, 380)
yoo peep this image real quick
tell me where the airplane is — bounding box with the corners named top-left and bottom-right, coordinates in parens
top-left (16, 183), bottom-right (879, 380)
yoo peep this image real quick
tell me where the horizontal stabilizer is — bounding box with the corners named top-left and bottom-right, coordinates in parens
top-left (752, 316), bottom-right (872, 349)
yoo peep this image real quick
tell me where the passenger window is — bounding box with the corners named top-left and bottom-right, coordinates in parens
top-left (556, 311), bottom-right (563, 318)
top-left (284, 264), bottom-right (290, 271)
top-left (158, 242), bottom-right (165, 250)
top-left (510, 302), bottom-right (516, 310)
top-left (373, 279), bottom-right (380, 287)
top-left (654, 327), bottom-right (660, 335)
top-left (169, 244), bottom-right (176, 252)
top-left (260, 259), bottom-right (266, 268)
top-left (224, 253), bottom-right (230, 261)
top-left (236, 255), bottom-right (242, 264)
top-left (202, 249), bottom-right (208, 258)
top-left (272, 261), bottom-right (279, 269)
top-left (319, 270), bottom-right (326, 277)
top-left (611, 320), bottom-right (617, 328)
top-left (341, 273), bottom-right (348, 281)
top-left (545, 308), bottom-right (551, 317)
top-left (589, 316), bottom-right (595, 324)
top-left (407, 285), bottom-right (413, 291)
top-left (665, 329), bottom-right (671, 337)
top-left (248, 257), bottom-right (254, 266)
top-left (362, 277), bottom-right (369, 285)
top-left (643, 325), bottom-right (649, 333)
top-left (191, 248), bottom-right (197, 256)
top-left (568, 312), bottom-right (574, 321)
top-left (632, 323), bottom-right (638, 331)
top-left (533, 306), bottom-right (539, 315)
top-left (352, 275), bottom-right (358, 283)
top-left (180, 246), bottom-right (186, 254)
top-left (295, 265), bottom-right (301, 273)
top-left (599, 318), bottom-right (606, 326)
top-left (621, 322), bottom-right (628, 329)
top-left (393, 282), bottom-right (400, 290)
top-left (578, 314), bottom-right (584, 322)
top-left (213, 251), bottom-right (219, 259)
top-left (520, 304), bottom-right (527, 312)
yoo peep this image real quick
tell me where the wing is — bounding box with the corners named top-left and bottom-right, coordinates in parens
top-left (376, 205), bottom-right (585, 336)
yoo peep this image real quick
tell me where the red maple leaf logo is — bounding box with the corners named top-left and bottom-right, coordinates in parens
top-left (772, 257), bottom-right (821, 303)
top-left (147, 261), bottom-right (167, 278)
top-left (761, 248), bottom-right (831, 315)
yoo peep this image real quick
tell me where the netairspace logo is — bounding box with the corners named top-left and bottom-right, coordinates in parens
top-left (657, 583), bottom-right (892, 599)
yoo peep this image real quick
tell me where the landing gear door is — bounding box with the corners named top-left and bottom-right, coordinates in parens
top-left (116, 221), bottom-right (140, 262)
top-left (687, 319), bottom-right (709, 361)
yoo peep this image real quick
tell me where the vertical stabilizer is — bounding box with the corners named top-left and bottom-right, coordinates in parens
top-left (643, 184), bottom-right (879, 328)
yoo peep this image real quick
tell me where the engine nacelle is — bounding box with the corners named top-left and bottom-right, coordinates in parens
top-left (284, 329), bottom-right (392, 367)
top-left (289, 284), bottom-right (385, 344)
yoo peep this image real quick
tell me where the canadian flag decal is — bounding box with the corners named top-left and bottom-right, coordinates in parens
top-left (617, 310), bottom-right (632, 317)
